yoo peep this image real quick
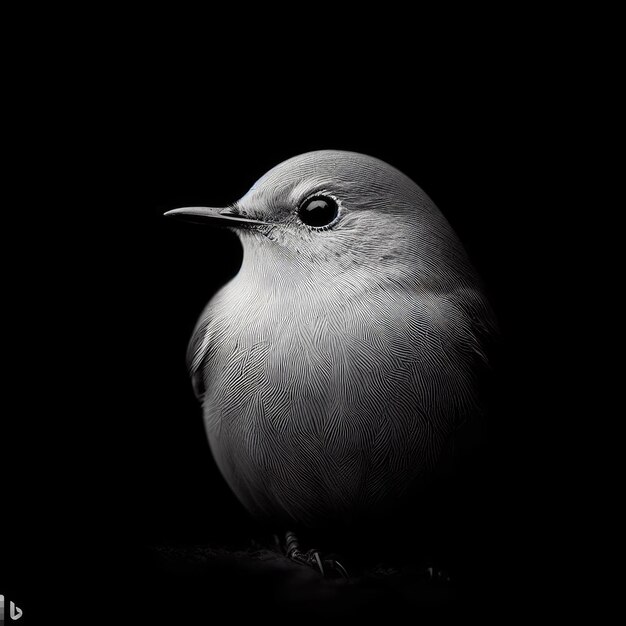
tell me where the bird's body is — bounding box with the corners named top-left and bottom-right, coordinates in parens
top-left (169, 151), bottom-right (496, 531)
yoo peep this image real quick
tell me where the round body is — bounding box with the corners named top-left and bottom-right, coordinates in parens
top-left (184, 151), bottom-right (496, 529)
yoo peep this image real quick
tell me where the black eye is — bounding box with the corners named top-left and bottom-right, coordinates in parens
top-left (298, 195), bottom-right (339, 227)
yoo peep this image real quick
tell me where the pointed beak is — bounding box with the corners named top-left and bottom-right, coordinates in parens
top-left (164, 206), bottom-right (272, 227)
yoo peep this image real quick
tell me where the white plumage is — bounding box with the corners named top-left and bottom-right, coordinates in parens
top-left (167, 150), bottom-right (496, 530)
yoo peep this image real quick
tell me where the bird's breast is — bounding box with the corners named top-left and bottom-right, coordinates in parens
top-left (198, 276), bottom-right (481, 526)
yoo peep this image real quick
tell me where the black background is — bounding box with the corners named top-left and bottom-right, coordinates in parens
top-left (1, 45), bottom-right (570, 621)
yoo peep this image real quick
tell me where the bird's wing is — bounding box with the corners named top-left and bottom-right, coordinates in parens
top-left (438, 286), bottom-right (499, 433)
top-left (450, 286), bottom-right (498, 368)
top-left (186, 305), bottom-right (213, 401)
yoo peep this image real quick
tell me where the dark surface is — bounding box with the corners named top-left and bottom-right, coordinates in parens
top-left (1, 46), bottom-right (567, 622)
top-left (141, 543), bottom-right (457, 620)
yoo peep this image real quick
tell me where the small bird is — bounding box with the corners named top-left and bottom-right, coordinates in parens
top-left (166, 150), bottom-right (496, 575)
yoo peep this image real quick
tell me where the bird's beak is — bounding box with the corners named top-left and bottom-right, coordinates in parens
top-left (164, 206), bottom-right (271, 227)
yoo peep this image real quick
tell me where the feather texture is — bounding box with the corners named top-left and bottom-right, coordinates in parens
top-left (183, 151), bottom-right (497, 528)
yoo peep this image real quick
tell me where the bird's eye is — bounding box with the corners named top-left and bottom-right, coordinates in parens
top-left (297, 195), bottom-right (339, 228)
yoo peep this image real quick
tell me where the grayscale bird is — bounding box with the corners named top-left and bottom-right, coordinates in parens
top-left (165, 150), bottom-right (497, 576)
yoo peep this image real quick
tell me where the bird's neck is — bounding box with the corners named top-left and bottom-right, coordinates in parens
top-left (235, 234), bottom-right (421, 304)
top-left (237, 237), bottom-right (322, 293)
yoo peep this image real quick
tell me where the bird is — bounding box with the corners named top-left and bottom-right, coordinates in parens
top-left (165, 150), bottom-right (497, 576)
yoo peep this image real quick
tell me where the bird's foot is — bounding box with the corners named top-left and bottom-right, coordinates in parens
top-left (284, 531), bottom-right (349, 579)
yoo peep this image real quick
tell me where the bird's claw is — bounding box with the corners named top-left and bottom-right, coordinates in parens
top-left (285, 532), bottom-right (349, 579)
top-left (289, 548), bottom-right (349, 579)
top-left (327, 558), bottom-right (349, 579)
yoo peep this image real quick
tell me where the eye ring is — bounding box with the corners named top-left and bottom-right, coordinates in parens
top-left (297, 194), bottom-right (341, 229)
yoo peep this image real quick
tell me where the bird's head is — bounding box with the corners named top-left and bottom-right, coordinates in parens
top-left (166, 150), bottom-right (478, 292)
